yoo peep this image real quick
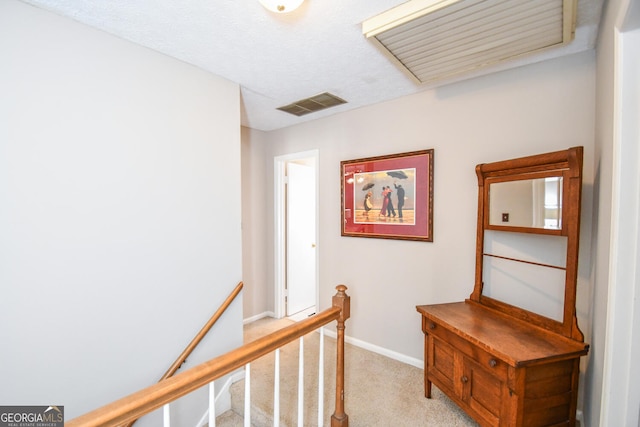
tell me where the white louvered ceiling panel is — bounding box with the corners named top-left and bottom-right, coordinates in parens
top-left (362, 0), bottom-right (577, 84)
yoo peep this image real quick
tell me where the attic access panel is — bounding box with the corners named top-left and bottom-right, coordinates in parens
top-left (362, 0), bottom-right (577, 84)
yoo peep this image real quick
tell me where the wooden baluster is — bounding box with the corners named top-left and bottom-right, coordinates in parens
top-left (331, 285), bottom-right (350, 427)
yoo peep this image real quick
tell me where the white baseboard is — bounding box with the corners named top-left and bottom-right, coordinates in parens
top-left (322, 328), bottom-right (422, 369)
top-left (194, 370), bottom-right (245, 427)
top-left (576, 409), bottom-right (584, 426)
top-left (243, 311), bottom-right (275, 325)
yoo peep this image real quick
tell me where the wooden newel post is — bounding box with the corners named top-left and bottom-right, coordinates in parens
top-left (331, 285), bottom-right (350, 427)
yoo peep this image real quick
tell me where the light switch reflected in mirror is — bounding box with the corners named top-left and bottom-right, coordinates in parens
top-left (489, 177), bottom-right (562, 230)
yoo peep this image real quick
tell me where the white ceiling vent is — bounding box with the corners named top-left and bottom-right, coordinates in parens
top-left (362, 0), bottom-right (577, 84)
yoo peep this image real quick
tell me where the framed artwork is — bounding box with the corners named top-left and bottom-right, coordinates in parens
top-left (341, 149), bottom-right (434, 242)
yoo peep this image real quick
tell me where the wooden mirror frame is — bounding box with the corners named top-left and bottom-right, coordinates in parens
top-left (469, 146), bottom-right (584, 341)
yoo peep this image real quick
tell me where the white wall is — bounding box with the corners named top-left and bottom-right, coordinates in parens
top-left (583, 3), bottom-right (618, 424)
top-left (241, 126), bottom-right (272, 319)
top-left (242, 49), bottom-right (596, 405)
top-left (0, 1), bottom-right (242, 425)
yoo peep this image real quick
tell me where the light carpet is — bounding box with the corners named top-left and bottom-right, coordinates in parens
top-left (218, 317), bottom-right (477, 427)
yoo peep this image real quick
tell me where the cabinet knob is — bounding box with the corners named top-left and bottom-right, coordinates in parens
top-left (489, 359), bottom-right (497, 367)
top-left (429, 322), bottom-right (436, 330)
top-left (461, 376), bottom-right (469, 383)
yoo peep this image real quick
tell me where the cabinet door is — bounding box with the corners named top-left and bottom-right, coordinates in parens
top-left (427, 335), bottom-right (457, 395)
top-left (462, 358), bottom-right (504, 427)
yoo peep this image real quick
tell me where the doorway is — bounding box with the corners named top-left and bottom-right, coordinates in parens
top-left (274, 150), bottom-right (319, 320)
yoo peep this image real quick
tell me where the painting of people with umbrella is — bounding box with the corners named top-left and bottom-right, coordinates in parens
top-left (341, 149), bottom-right (433, 242)
top-left (353, 169), bottom-right (415, 225)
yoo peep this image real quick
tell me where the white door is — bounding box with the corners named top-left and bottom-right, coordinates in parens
top-left (286, 162), bottom-right (316, 316)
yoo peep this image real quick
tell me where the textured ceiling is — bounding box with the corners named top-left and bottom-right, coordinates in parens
top-left (20, 0), bottom-right (605, 131)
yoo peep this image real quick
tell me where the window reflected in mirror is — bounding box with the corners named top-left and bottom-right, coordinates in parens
top-left (489, 177), bottom-right (563, 229)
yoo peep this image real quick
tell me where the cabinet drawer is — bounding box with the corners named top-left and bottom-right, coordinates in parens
top-left (425, 319), bottom-right (509, 380)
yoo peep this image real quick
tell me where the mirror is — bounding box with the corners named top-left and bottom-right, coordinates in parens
top-left (471, 147), bottom-right (584, 340)
top-left (488, 177), bottom-right (563, 229)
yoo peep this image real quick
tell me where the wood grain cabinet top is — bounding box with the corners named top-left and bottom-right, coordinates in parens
top-left (417, 301), bottom-right (588, 367)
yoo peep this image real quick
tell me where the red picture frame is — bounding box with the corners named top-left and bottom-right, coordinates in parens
top-left (341, 149), bottom-right (434, 242)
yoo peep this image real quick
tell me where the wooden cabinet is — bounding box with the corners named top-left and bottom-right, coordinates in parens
top-left (418, 302), bottom-right (588, 427)
top-left (418, 148), bottom-right (589, 427)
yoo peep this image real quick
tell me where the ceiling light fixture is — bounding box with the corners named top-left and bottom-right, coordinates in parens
top-left (258, 0), bottom-right (304, 13)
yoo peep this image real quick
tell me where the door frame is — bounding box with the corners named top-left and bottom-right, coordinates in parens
top-left (274, 149), bottom-right (319, 319)
top-left (600, 6), bottom-right (640, 426)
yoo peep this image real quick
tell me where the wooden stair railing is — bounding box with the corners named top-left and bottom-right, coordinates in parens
top-left (161, 280), bottom-right (244, 382)
top-left (66, 285), bottom-right (351, 427)
top-left (122, 280), bottom-right (244, 427)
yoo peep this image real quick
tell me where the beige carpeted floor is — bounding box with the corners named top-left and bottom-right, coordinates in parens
top-left (217, 317), bottom-right (478, 427)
